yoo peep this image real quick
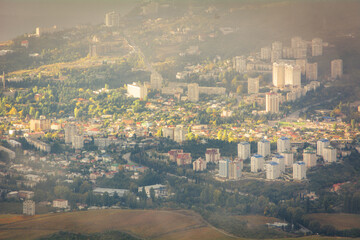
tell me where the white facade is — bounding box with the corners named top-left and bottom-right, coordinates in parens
top-left (229, 161), bottom-right (242, 180)
top-left (105, 11), bottom-right (120, 27)
top-left (285, 64), bottom-right (301, 87)
top-left (317, 138), bottom-right (330, 156)
top-left (261, 47), bottom-right (271, 60)
top-left (219, 159), bottom-right (230, 178)
top-left (248, 77), bottom-right (260, 94)
top-left (238, 142), bottom-right (250, 159)
top-left (273, 155), bottom-right (285, 173)
top-left (303, 147), bottom-right (317, 168)
top-left (72, 134), bottom-right (84, 150)
top-left (193, 157), bottom-right (207, 171)
top-left (233, 56), bottom-right (247, 72)
top-left (188, 83), bottom-right (199, 102)
top-left (331, 59), bottom-right (343, 79)
top-left (65, 124), bottom-right (76, 144)
top-left (53, 199), bottom-right (68, 208)
top-left (272, 62), bottom-right (285, 88)
top-left (323, 146), bottom-right (337, 163)
top-left (312, 38), bottom-right (323, 56)
top-left (258, 139), bottom-right (271, 157)
top-left (293, 161), bottom-right (306, 180)
top-left (306, 62), bottom-right (318, 81)
top-left (251, 154), bottom-right (264, 172)
top-left (23, 200), bottom-right (35, 216)
top-left (174, 126), bottom-right (187, 143)
top-left (127, 83), bottom-right (147, 99)
top-left (266, 161), bottom-right (280, 180)
top-left (205, 148), bottom-right (220, 163)
top-left (151, 72), bottom-right (163, 89)
top-left (277, 137), bottom-right (290, 153)
top-left (266, 92), bottom-right (279, 113)
top-left (282, 151), bottom-right (294, 166)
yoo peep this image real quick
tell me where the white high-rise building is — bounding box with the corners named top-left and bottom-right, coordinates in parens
top-left (258, 139), bottom-right (271, 157)
top-left (188, 83), bottom-right (199, 102)
top-left (271, 41), bottom-right (283, 63)
top-left (174, 125), bottom-right (187, 143)
top-left (72, 134), bottom-right (84, 150)
top-left (293, 161), bottom-right (306, 180)
top-left (219, 158), bottom-right (230, 178)
top-left (238, 142), bottom-right (250, 159)
top-left (151, 71), bottom-right (163, 89)
top-left (282, 151), bottom-right (294, 166)
top-left (248, 77), bottom-right (259, 94)
top-left (266, 92), bottom-right (279, 113)
top-left (162, 127), bottom-right (175, 139)
top-left (193, 157), bottom-right (207, 171)
top-left (205, 148), bottom-right (221, 163)
top-left (306, 62), bottom-right (318, 81)
top-left (127, 82), bottom-right (148, 99)
top-left (65, 124), bottom-right (77, 144)
top-left (331, 59), bottom-right (343, 79)
top-left (261, 47), bottom-right (271, 60)
top-left (296, 59), bottom-right (307, 75)
top-left (312, 38), bottom-right (323, 56)
top-left (291, 37), bottom-right (307, 59)
top-left (273, 62), bottom-right (285, 88)
top-left (277, 137), bottom-right (290, 153)
top-left (285, 64), bottom-right (301, 87)
top-left (303, 147), bottom-right (317, 168)
top-left (23, 200), bottom-right (35, 216)
top-left (251, 154), bottom-right (264, 172)
top-left (323, 146), bottom-right (337, 163)
top-left (266, 161), bottom-right (280, 179)
top-left (273, 154), bottom-right (285, 173)
top-left (105, 11), bottom-right (120, 27)
top-left (233, 56), bottom-right (247, 72)
top-left (229, 160), bottom-right (242, 180)
top-left (317, 139), bottom-right (330, 156)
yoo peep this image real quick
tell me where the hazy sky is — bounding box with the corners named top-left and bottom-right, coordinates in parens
top-left (0, 0), bottom-right (139, 41)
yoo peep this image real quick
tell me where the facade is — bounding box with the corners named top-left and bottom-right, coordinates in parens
top-left (261, 47), bottom-right (271, 60)
top-left (238, 142), bottom-right (250, 159)
top-left (138, 184), bottom-right (168, 198)
top-left (105, 11), bottom-right (120, 27)
top-left (205, 148), bottom-right (221, 163)
top-left (306, 62), bottom-right (318, 81)
top-left (273, 155), bottom-right (285, 173)
top-left (266, 161), bottom-right (280, 180)
top-left (162, 127), bottom-right (175, 140)
top-left (65, 124), bottom-right (77, 144)
top-left (293, 161), bottom-right (307, 180)
top-left (248, 77), bottom-right (260, 94)
top-left (198, 87), bottom-right (226, 95)
top-left (331, 59), bottom-right (343, 79)
top-left (229, 160), bottom-right (242, 180)
top-left (53, 199), bottom-right (68, 208)
top-left (168, 149), bottom-right (183, 162)
top-left (176, 153), bottom-right (192, 166)
top-left (303, 147), bottom-right (317, 168)
top-left (266, 92), bottom-right (279, 113)
top-left (282, 151), bottom-right (294, 166)
top-left (219, 158), bottom-right (231, 178)
top-left (127, 82), bottom-right (147, 99)
top-left (233, 56), bottom-right (247, 72)
top-left (25, 138), bottom-right (51, 152)
top-left (193, 157), bottom-right (207, 171)
top-left (251, 154), bottom-right (264, 172)
top-left (174, 126), bottom-right (187, 143)
top-left (277, 137), bottom-right (291, 153)
top-left (150, 72), bottom-right (163, 89)
top-left (312, 38), bottom-right (323, 56)
top-left (296, 59), bottom-right (307, 74)
top-left (0, 146), bottom-right (16, 160)
top-left (271, 41), bottom-right (282, 62)
top-left (72, 134), bottom-right (84, 150)
top-left (272, 62), bottom-right (285, 88)
top-left (291, 37), bottom-right (307, 59)
top-left (188, 83), bottom-right (199, 102)
top-left (23, 200), bottom-right (35, 216)
top-left (29, 118), bottom-right (50, 131)
top-left (317, 138), bottom-right (330, 156)
top-left (323, 146), bottom-right (337, 163)
top-left (258, 139), bottom-right (271, 157)
top-left (284, 64), bottom-right (301, 87)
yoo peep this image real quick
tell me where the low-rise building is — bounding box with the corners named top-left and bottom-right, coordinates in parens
top-left (138, 184), bottom-right (168, 198)
top-left (53, 199), bottom-right (68, 208)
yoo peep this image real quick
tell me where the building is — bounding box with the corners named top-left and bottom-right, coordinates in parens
top-left (303, 147), bottom-right (317, 168)
top-left (284, 64), bottom-right (301, 87)
top-left (291, 37), bottom-right (307, 59)
top-left (193, 157), bottom-right (207, 171)
top-left (238, 142), bottom-right (250, 159)
top-left (53, 199), bottom-right (68, 208)
top-left (29, 118), bottom-right (50, 131)
top-left (65, 124), bottom-right (77, 144)
top-left (176, 152), bottom-right (192, 166)
top-left (205, 148), bottom-right (220, 163)
top-left (273, 155), bottom-right (285, 173)
top-left (174, 125), bottom-right (187, 143)
top-left (312, 38), bottom-right (323, 56)
top-left (258, 139), bottom-right (270, 157)
top-left (233, 56), bottom-right (247, 72)
top-left (25, 138), bottom-right (51, 152)
top-left (317, 138), bottom-right (330, 156)
top-left (271, 41), bottom-right (283, 62)
top-left (293, 161), bottom-right (306, 180)
top-left (188, 83), bottom-right (199, 102)
top-left (105, 11), bottom-right (120, 27)
top-left (23, 200), bottom-right (35, 216)
top-left (331, 59), bottom-right (343, 79)
top-left (138, 184), bottom-right (168, 198)
top-left (323, 146), bottom-right (337, 163)
top-left (266, 92), bottom-right (280, 113)
top-left (150, 71), bottom-right (163, 89)
top-left (266, 161), bottom-right (280, 180)
top-left (251, 154), bottom-right (264, 172)
top-left (198, 87), bottom-right (226, 95)
top-left (272, 62), bottom-right (285, 88)
top-left (219, 158), bottom-right (231, 178)
top-left (282, 151), bottom-right (294, 166)
top-left (261, 47), bottom-right (271, 60)
top-left (296, 59), bottom-right (307, 74)
top-left (93, 188), bottom-right (129, 197)
top-left (168, 149), bottom-right (183, 162)
top-left (277, 137), bottom-right (291, 153)
top-left (162, 127), bottom-right (175, 140)
top-left (127, 82), bottom-right (147, 99)
top-left (72, 134), bottom-right (84, 150)
top-left (248, 77), bottom-right (260, 94)
top-left (306, 62), bottom-right (318, 81)
top-left (0, 146), bottom-right (16, 160)
top-left (229, 160), bottom-right (242, 180)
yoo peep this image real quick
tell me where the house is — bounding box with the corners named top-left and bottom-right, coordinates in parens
top-left (53, 199), bottom-right (68, 208)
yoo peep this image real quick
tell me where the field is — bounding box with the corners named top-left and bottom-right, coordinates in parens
top-left (233, 215), bottom-right (282, 229)
top-left (0, 209), bottom-right (237, 240)
top-left (305, 213), bottom-right (360, 230)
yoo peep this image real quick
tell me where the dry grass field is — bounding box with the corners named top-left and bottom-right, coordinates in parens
top-left (305, 213), bottom-right (360, 230)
